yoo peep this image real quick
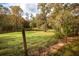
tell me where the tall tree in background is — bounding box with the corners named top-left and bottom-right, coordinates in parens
top-left (10, 6), bottom-right (23, 16)
top-left (10, 6), bottom-right (23, 31)
top-left (36, 14), bottom-right (44, 29)
top-left (38, 3), bottom-right (51, 32)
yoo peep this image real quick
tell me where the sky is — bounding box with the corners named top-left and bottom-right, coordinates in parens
top-left (1, 3), bottom-right (38, 19)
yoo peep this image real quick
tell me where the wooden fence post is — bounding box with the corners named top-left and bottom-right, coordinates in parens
top-left (22, 28), bottom-right (28, 56)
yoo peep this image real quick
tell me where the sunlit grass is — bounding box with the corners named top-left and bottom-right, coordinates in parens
top-left (0, 30), bottom-right (56, 55)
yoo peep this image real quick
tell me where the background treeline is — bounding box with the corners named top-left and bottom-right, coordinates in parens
top-left (0, 3), bottom-right (79, 38)
top-left (0, 14), bottom-right (24, 32)
top-left (30, 3), bottom-right (79, 38)
top-left (0, 4), bottom-right (30, 33)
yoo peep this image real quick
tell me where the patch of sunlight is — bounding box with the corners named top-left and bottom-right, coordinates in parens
top-left (33, 31), bottom-right (55, 36)
top-left (25, 31), bottom-right (55, 37)
top-left (0, 34), bottom-right (10, 37)
top-left (57, 43), bottom-right (64, 46)
top-left (0, 32), bottom-right (22, 38)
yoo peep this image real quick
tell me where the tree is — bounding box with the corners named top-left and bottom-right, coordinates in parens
top-left (0, 4), bottom-right (12, 32)
top-left (48, 3), bottom-right (79, 38)
top-left (10, 6), bottom-right (23, 31)
top-left (0, 14), bottom-right (24, 33)
top-left (38, 3), bottom-right (51, 32)
top-left (30, 14), bottom-right (36, 28)
top-left (10, 6), bottom-right (23, 16)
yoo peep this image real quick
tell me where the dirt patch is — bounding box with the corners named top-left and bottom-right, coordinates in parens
top-left (37, 36), bottom-right (78, 56)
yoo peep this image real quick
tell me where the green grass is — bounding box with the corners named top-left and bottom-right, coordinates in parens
top-left (0, 30), bottom-right (57, 56)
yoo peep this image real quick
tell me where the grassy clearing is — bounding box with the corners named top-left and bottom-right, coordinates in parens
top-left (0, 30), bottom-right (57, 56)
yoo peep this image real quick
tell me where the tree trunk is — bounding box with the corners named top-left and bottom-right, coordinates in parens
top-left (44, 16), bottom-right (47, 32)
top-left (44, 22), bottom-right (47, 32)
top-left (22, 28), bottom-right (28, 56)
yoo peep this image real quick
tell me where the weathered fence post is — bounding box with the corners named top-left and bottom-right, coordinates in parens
top-left (22, 28), bottom-right (28, 56)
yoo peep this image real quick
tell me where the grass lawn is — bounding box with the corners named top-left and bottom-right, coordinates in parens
top-left (0, 30), bottom-right (57, 56)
